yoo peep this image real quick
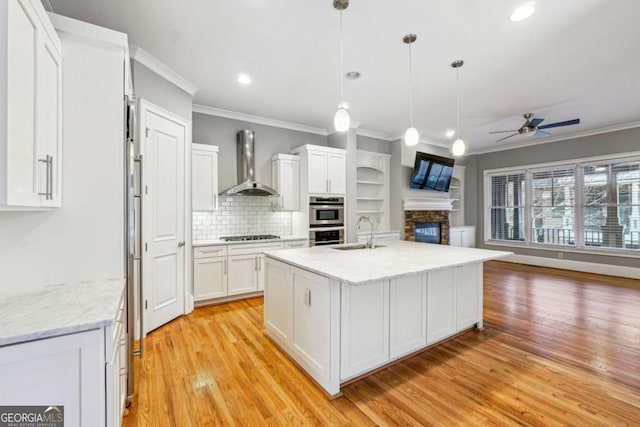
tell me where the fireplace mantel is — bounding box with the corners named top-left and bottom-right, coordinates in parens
top-left (403, 198), bottom-right (455, 211)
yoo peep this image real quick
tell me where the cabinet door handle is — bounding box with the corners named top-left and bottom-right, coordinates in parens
top-left (224, 259), bottom-right (227, 274)
top-left (38, 155), bottom-right (53, 200)
top-left (304, 288), bottom-right (311, 306)
top-left (326, 179), bottom-right (329, 193)
top-left (328, 179), bottom-right (331, 193)
top-left (178, 241), bottom-right (185, 248)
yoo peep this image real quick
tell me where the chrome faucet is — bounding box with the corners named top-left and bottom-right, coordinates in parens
top-left (356, 215), bottom-right (375, 249)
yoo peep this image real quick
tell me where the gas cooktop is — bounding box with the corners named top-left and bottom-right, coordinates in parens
top-left (220, 234), bottom-right (281, 242)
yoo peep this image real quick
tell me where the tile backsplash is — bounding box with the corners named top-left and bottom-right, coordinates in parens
top-left (193, 197), bottom-right (292, 240)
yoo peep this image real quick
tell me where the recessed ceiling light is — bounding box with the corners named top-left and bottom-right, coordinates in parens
top-left (237, 74), bottom-right (252, 85)
top-left (345, 71), bottom-right (361, 80)
top-left (510, 1), bottom-right (536, 22)
top-left (445, 130), bottom-right (456, 138)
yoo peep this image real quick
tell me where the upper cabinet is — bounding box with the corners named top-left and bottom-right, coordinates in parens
top-left (271, 153), bottom-right (299, 211)
top-left (291, 144), bottom-right (346, 195)
top-left (0, 0), bottom-right (62, 209)
top-left (192, 143), bottom-right (219, 211)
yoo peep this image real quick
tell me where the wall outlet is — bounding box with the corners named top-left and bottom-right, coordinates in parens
top-left (557, 252), bottom-right (564, 259)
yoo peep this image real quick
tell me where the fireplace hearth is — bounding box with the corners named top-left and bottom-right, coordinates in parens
top-left (404, 210), bottom-right (450, 244)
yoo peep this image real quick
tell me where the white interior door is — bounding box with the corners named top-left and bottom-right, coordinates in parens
top-left (142, 104), bottom-right (186, 333)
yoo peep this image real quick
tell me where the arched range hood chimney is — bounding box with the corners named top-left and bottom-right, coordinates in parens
top-left (219, 130), bottom-right (279, 197)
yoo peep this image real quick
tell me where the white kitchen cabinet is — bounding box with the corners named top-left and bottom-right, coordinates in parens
top-left (271, 154), bottom-right (299, 211)
top-left (290, 266), bottom-right (331, 382)
top-left (264, 258), bottom-right (293, 342)
top-left (389, 274), bottom-right (427, 359)
top-left (455, 263), bottom-right (483, 330)
top-left (450, 226), bottom-right (476, 248)
top-left (192, 144), bottom-right (219, 211)
top-left (290, 144), bottom-right (346, 195)
top-left (228, 254), bottom-right (260, 295)
top-left (105, 291), bottom-right (126, 427)
top-left (1, 0), bottom-right (62, 209)
top-left (193, 256), bottom-right (227, 300)
top-left (426, 268), bottom-right (456, 344)
top-left (340, 280), bottom-right (389, 380)
top-left (0, 329), bottom-right (104, 426)
top-left (194, 241), bottom-right (284, 303)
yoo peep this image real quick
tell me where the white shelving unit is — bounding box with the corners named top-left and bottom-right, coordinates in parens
top-left (449, 165), bottom-right (465, 227)
top-left (356, 150), bottom-right (391, 232)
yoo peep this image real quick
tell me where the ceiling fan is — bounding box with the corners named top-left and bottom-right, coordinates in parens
top-left (490, 113), bottom-right (580, 143)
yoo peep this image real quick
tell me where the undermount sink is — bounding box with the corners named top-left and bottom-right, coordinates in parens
top-left (332, 244), bottom-right (385, 251)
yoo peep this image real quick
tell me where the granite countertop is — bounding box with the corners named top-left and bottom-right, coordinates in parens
top-left (264, 240), bottom-right (512, 285)
top-left (0, 278), bottom-right (125, 346)
top-left (193, 235), bottom-right (308, 247)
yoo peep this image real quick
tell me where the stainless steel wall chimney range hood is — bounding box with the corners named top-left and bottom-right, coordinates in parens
top-left (219, 130), bottom-right (279, 197)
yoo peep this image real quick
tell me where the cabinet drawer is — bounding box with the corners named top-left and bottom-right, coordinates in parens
top-left (227, 242), bottom-right (284, 256)
top-left (284, 240), bottom-right (308, 249)
top-left (194, 245), bottom-right (227, 258)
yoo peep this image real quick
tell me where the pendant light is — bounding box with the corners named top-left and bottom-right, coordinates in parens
top-left (333, 0), bottom-right (350, 132)
top-left (451, 60), bottom-right (466, 156)
top-left (403, 34), bottom-right (419, 146)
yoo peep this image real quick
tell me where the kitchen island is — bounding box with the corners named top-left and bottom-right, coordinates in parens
top-left (262, 240), bottom-right (512, 396)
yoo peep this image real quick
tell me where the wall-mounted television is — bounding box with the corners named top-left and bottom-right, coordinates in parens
top-left (410, 152), bottom-right (455, 192)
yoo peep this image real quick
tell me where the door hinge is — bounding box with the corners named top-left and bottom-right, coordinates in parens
top-left (145, 127), bottom-right (150, 138)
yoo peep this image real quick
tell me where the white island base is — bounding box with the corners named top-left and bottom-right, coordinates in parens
top-left (263, 241), bottom-right (511, 397)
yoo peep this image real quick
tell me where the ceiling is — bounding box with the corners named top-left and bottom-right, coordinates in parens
top-left (48, 0), bottom-right (640, 154)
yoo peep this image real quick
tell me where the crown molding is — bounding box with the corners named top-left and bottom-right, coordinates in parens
top-left (469, 121), bottom-right (640, 155)
top-left (192, 104), bottom-right (329, 136)
top-left (129, 45), bottom-right (198, 96)
top-left (356, 128), bottom-right (394, 141)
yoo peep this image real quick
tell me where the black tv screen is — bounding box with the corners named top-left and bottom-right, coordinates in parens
top-left (410, 152), bottom-right (455, 192)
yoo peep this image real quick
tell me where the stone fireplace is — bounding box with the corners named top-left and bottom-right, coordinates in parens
top-left (404, 210), bottom-right (450, 244)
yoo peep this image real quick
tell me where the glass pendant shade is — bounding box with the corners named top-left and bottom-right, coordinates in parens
top-left (451, 138), bottom-right (466, 156)
top-left (334, 107), bottom-right (350, 132)
top-left (404, 127), bottom-right (419, 146)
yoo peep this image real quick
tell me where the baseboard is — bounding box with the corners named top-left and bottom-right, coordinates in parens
top-left (503, 254), bottom-right (640, 279)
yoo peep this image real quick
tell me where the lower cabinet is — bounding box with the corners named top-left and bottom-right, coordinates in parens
top-left (193, 240), bottom-right (307, 303)
top-left (449, 226), bottom-right (476, 248)
top-left (389, 274), bottom-right (427, 359)
top-left (0, 290), bottom-right (126, 427)
top-left (340, 280), bottom-right (389, 380)
top-left (228, 254), bottom-right (259, 295)
top-left (291, 266), bottom-right (331, 382)
top-left (455, 263), bottom-right (482, 330)
top-left (264, 258), bottom-right (332, 384)
top-left (193, 256), bottom-right (227, 300)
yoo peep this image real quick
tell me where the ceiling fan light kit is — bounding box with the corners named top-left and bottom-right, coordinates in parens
top-left (403, 33), bottom-right (419, 147)
top-left (451, 60), bottom-right (466, 156)
top-left (333, 0), bottom-right (351, 132)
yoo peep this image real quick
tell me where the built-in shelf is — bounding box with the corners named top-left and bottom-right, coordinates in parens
top-left (356, 150), bottom-right (391, 232)
top-left (448, 185), bottom-right (460, 190)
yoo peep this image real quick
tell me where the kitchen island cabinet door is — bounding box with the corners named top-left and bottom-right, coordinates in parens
top-left (455, 263), bottom-right (482, 330)
top-left (193, 256), bottom-right (227, 301)
top-left (340, 280), bottom-right (389, 380)
top-left (389, 274), bottom-right (427, 359)
top-left (290, 267), bottom-right (331, 382)
top-left (427, 267), bottom-right (456, 344)
top-left (264, 258), bottom-right (293, 343)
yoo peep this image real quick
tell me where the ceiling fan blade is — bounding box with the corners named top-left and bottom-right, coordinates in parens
top-left (489, 130), bottom-right (518, 134)
top-left (496, 133), bottom-right (519, 143)
top-left (529, 118), bottom-right (545, 128)
top-left (538, 118), bottom-right (580, 129)
top-left (535, 129), bottom-right (551, 138)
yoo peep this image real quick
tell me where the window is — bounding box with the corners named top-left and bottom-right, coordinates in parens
top-left (531, 168), bottom-right (575, 246)
top-left (485, 153), bottom-right (640, 254)
top-left (582, 161), bottom-right (640, 249)
top-left (488, 172), bottom-right (525, 241)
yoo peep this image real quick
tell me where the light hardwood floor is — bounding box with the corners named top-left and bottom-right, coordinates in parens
top-left (123, 261), bottom-right (640, 426)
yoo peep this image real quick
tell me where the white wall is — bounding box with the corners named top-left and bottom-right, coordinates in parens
top-left (0, 27), bottom-right (125, 295)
